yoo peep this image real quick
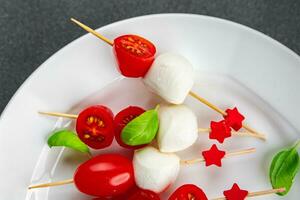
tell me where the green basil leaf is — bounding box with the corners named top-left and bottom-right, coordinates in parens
top-left (48, 130), bottom-right (90, 154)
top-left (269, 140), bottom-right (300, 195)
top-left (121, 108), bottom-right (159, 146)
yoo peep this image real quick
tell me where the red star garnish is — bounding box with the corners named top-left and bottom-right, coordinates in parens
top-left (223, 183), bottom-right (248, 200)
top-left (209, 120), bottom-right (232, 143)
top-left (224, 107), bottom-right (245, 131)
top-left (202, 144), bottom-right (226, 167)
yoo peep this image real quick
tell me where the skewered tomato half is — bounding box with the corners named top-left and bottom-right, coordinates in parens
top-left (114, 106), bottom-right (146, 149)
top-left (76, 105), bottom-right (114, 149)
top-left (113, 35), bottom-right (156, 78)
top-left (168, 184), bottom-right (208, 200)
top-left (74, 154), bottom-right (135, 197)
top-left (93, 185), bottom-right (160, 200)
top-left (127, 188), bottom-right (160, 200)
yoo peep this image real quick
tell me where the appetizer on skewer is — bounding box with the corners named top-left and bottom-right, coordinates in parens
top-left (29, 145), bottom-right (255, 196)
top-left (169, 183), bottom-right (286, 200)
top-left (41, 103), bottom-right (264, 153)
top-left (70, 18), bottom-right (264, 138)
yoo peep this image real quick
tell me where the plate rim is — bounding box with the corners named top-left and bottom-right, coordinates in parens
top-left (0, 13), bottom-right (299, 122)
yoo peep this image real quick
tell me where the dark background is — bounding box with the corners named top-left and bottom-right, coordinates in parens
top-left (0, 0), bottom-right (299, 114)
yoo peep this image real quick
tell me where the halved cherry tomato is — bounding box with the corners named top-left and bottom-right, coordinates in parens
top-left (114, 106), bottom-right (146, 149)
top-left (113, 35), bottom-right (156, 78)
top-left (168, 184), bottom-right (208, 200)
top-left (128, 188), bottom-right (160, 200)
top-left (74, 154), bottom-right (134, 197)
top-left (93, 185), bottom-right (160, 200)
top-left (76, 105), bottom-right (114, 149)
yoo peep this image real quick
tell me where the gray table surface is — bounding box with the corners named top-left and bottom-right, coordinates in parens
top-left (0, 0), bottom-right (299, 114)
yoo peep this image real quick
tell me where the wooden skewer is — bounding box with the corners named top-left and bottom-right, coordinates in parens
top-left (38, 111), bottom-right (78, 119)
top-left (29, 148), bottom-right (255, 189)
top-left (70, 18), bottom-right (113, 46)
top-left (189, 91), bottom-right (264, 137)
top-left (198, 128), bottom-right (266, 140)
top-left (180, 148), bottom-right (255, 165)
top-left (70, 19), bottom-right (264, 138)
top-left (28, 178), bottom-right (74, 189)
top-left (211, 187), bottom-right (286, 200)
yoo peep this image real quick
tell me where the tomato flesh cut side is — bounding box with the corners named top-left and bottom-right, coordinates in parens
top-left (168, 184), bottom-right (208, 200)
top-left (92, 185), bottom-right (160, 200)
top-left (114, 106), bottom-right (146, 149)
top-left (128, 188), bottom-right (160, 200)
top-left (74, 154), bottom-right (135, 197)
top-left (113, 34), bottom-right (156, 78)
top-left (76, 105), bottom-right (114, 149)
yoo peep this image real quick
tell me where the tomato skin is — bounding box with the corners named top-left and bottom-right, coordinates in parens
top-left (127, 188), bottom-right (160, 200)
top-left (76, 105), bottom-right (114, 149)
top-left (168, 184), bottom-right (208, 200)
top-left (93, 185), bottom-right (160, 200)
top-left (113, 35), bottom-right (156, 78)
top-left (114, 106), bottom-right (146, 149)
top-left (74, 154), bottom-right (135, 197)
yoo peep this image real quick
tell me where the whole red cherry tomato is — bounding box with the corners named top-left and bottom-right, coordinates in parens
top-left (114, 106), bottom-right (146, 149)
top-left (168, 184), bottom-right (208, 200)
top-left (74, 154), bottom-right (135, 197)
top-left (113, 35), bottom-right (156, 78)
top-left (76, 105), bottom-right (114, 149)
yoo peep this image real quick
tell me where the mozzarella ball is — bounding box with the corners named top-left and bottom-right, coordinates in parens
top-left (133, 146), bottom-right (180, 193)
top-left (157, 104), bottom-right (198, 153)
top-left (143, 53), bottom-right (194, 104)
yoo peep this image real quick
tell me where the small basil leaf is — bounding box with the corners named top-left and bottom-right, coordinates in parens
top-left (269, 140), bottom-right (300, 195)
top-left (121, 109), bottom-right (159, 146)
top-left (48, 130), bottom-right (90, 154)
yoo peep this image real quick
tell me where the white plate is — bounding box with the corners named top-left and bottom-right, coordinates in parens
top-left (0, 14), bottom-right (299, 200)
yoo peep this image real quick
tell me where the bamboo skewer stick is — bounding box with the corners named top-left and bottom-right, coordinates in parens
top-left (189, 91), bottom-right (264, 137)
top-left (70, 18), bottom-right (113, 46)
top-left (181, 148), bottom-right (255, 165)
top-left (70, 18), bottom-right (265, 139)
top-left (189, 91), bottom-right (226, 115)
top-left (28, 179), bottom-right (74, 189)
top-left (38, 111), bottom-right (78, 119)
top-left (211, 187), bottom-right (286, 200)
top-left (198, 128), bottom-right (266, 140)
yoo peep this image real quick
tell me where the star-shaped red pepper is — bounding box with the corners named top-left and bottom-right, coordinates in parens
top-left (202, 144), bottom-right (226, 167)
top-left (209, 120), bottom-right (232, 143)
top-left (223, 183), bottom-right (248, 200)
top-left (224, 107), bottom-right (245, 131)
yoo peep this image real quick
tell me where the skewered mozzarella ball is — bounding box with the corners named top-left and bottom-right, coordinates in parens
top-left (157, 104), bottom-right (198, 153)
top-left (143, 53), bottom-right (194, 104)
top-left (133, 146), bottom-right (180, 193)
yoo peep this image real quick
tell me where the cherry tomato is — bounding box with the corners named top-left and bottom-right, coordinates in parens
top-left (93, 185), bottom-right (160, 200)
top-left (76, 105), bottom-right (114, 149)
top-left (127, 188), bottom-right (160, 200)
top-left (114, 106), bottom-right (146, 149)
top-left (74, 154), bottom-right (135, 197)
top-left (113, 35), bottom-right (156, 78)
top-left (168, 184), bottom-right (208, 200)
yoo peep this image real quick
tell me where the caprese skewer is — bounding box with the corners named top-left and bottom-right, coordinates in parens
top-left (68, 18), bottom-right (264, 138)
top-left (39, 104), bottom-right (265, 152)
top-left (28, 145), bottom-right (255, 197)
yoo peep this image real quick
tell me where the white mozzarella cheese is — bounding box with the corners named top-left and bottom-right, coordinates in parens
top-left (157, 104), bottom-right (198, 152)
top-left (143, 53), bottom-right (194, 104)
top-left (133, 146), bottom-right (180, 193)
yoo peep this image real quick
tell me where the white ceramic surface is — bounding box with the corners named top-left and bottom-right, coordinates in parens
top-left (0, 14), bottom-right (299, 200)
